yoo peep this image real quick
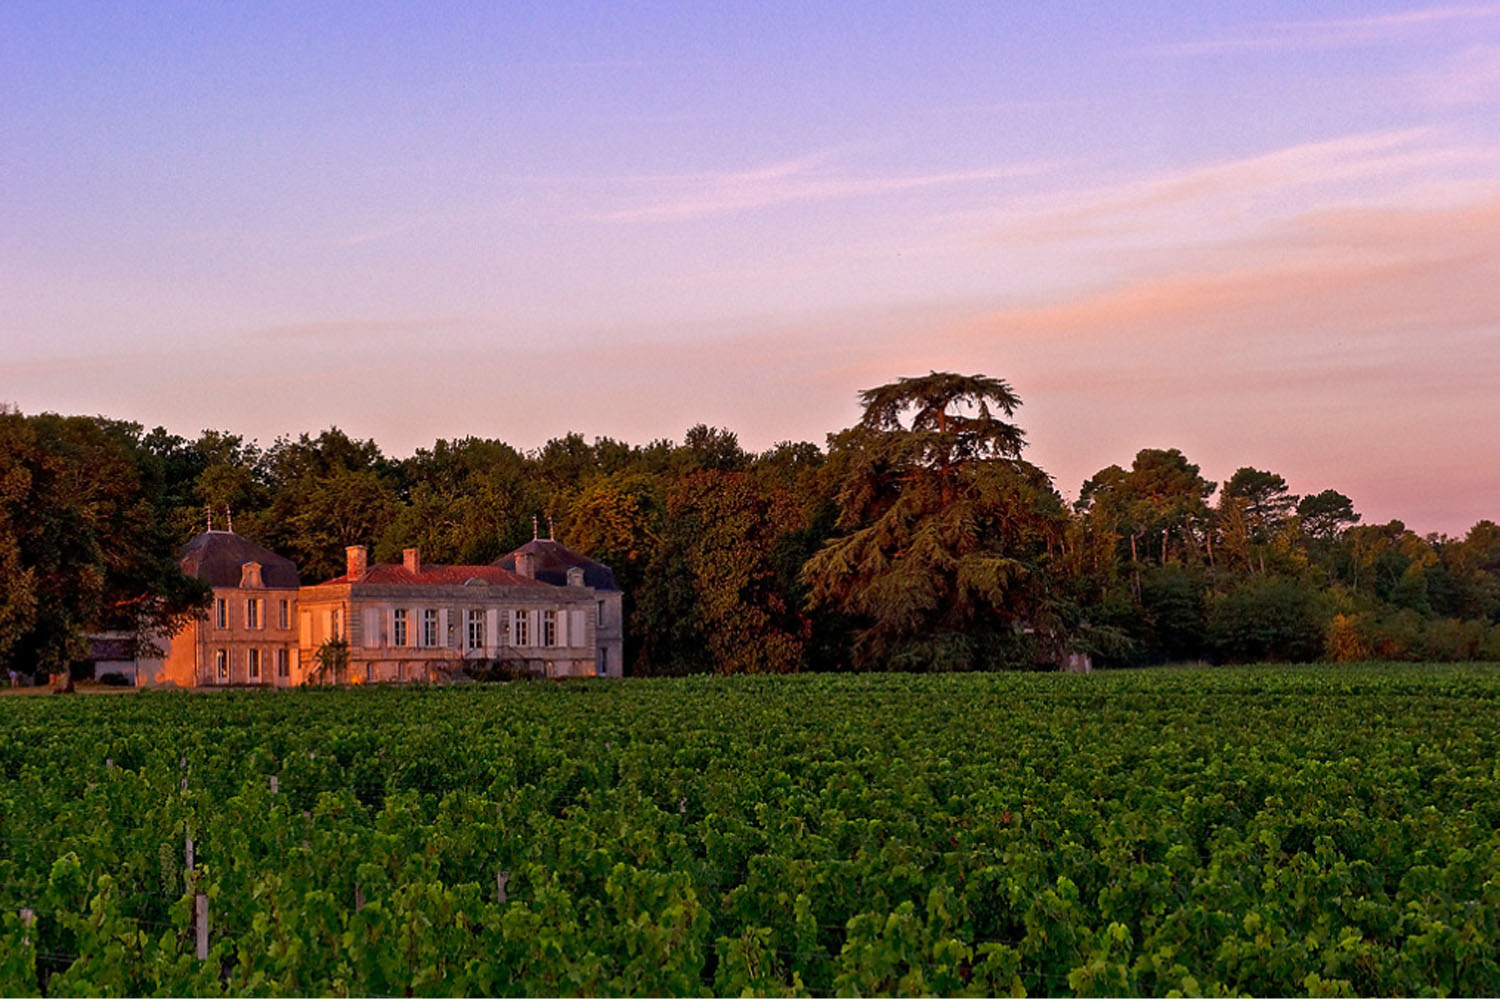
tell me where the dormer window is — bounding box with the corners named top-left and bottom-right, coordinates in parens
top-left (239, 562), bottom-right (264, 589)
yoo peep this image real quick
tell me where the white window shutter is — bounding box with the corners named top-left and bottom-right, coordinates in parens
top-left (323, 610), bottom-right (333, 642)
top-left (439, 608), bottom-right (450, 647)
top-left (299, 612), bottom-right (312, 647)
top-left (571, 610), bottom-right (587, 648)
top-left (485, 609), bottom-right (499, 654)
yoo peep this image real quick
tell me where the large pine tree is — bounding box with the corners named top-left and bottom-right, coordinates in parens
top-left (801, 372), bottom-right (1070, 670)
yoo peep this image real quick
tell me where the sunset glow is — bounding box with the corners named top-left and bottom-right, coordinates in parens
top-left (3, 2), bottom-right (1498, 533)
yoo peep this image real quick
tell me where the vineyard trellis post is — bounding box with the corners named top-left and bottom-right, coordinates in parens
top-left (195, 893), bottom-right (208, 961)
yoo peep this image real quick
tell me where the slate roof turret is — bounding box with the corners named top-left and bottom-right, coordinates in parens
top-left (179, 531), bottom-right (300, 589)
top-left (495, 538), bottom-right (619, 591)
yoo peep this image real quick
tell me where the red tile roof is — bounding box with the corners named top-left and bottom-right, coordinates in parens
top-left (318, 564), bottom-right (547, 588)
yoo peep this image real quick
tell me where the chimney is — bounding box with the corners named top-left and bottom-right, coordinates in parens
top-left (346, 545), bottom-right (368, 580)
top-left (515, 551), bottom-right (536, 580)
top-left (403, 547), bottom-right (421, 574)
top-left (566, 566), bottom-right (585, 588)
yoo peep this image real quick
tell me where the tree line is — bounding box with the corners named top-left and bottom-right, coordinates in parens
top-left (2, 372), bottom-right (1498, 679)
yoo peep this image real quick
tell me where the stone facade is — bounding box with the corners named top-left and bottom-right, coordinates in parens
top-left (298, 546), bottom-right (607, 683)
top-left (156, 533), bottom-right (302, 687)
top-left (496, 538), bottom-right (625, 678)
top-left (152, 532), bottom-right (623, 687)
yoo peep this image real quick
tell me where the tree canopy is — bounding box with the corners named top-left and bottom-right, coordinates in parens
top-left (803, 373), bottom-right (1068, 670)
top-left (3, 372), bottom-right (1498, 680)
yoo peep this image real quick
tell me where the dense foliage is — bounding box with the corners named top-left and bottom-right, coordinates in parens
top-left (3, 666), bottom-right (1500, 996)
top-left (3, 372), bottom-right (1499, 677)
top-left (0, 408), bottom-right (209, 679)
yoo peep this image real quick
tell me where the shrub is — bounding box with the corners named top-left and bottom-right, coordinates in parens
top-left (1324, 613), bottom-right (1372, 662)
top-left (1420, 618), bottom-right (1489, 661)
top-left (1208, 578), bottom-right (1325, 662)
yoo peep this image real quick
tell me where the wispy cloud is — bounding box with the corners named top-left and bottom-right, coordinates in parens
top-left (965, 195), bottom-right (1500, 343)
top-left (239, 316), bottom-right (479, 344)
top-left (1420, 43), bottom-right (1500, 104)
top-left (0, 353), bottom-right (144, 380)
top-left (1152, 3), bottom-right (1500, 56)
top-left (983, 128), bottom-right (1500, 250)
top-left (595, 152), bottom-right (1056, 222)
top-left (553, 58), bottom-right (653, 71)
top-left (617, 110), bottom-right (721, 126)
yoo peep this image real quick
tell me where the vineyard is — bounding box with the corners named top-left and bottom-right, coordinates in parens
top-left (2, 666), bottom-right (1499, 996)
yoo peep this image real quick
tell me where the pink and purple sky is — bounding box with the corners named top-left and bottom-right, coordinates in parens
top-left (3, 2), bottom-right (1498, 535)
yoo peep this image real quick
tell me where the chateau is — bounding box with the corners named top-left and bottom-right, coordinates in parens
top-left (145, 529), bottom-right (624, 687)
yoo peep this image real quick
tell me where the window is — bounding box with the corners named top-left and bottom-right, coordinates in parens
top-left (542, 610), bottom-right (557, 647)
top-left (215, 648), bottom-right (228, 682)
top-left (246, 599), bottom-right (262, 630)
top-left (393, 608), bottom-right (408, 647)
top-left (331, 609), bottom-right (341, 638)
top-left (467, 609), bottom-right (485, 650)
top-left (512, 610), bottom-right (529, 647)
top-left (278, 600), bottom-right (289, 630)
top-left (215, 598), bottom-right (228, 629)
top-left (276, 648), bottom-right (289, 678)
top-left (422, 609), bottom-right (437, 647)
top-left (365, 662), bottom-right (374, 683)
top-left (248, 648), bottom-right (262, 680)
top-left (598, 600), bottom-right (606, 626)
top-left (363, 608), bottom-right (383, 647)
top-left (599, 646), bottom-right (608, 675)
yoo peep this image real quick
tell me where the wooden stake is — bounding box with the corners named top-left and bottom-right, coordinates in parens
top-left (195, 893), bottom-right (209, 960)
top-left (269, 775), bottom-right (278, 794)
top-left (354, 884), bottom-right (365, 911)
top-left (496, 870), bottom-right (510, 903)
top-left (19, 907), bottom-right (33, 948)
